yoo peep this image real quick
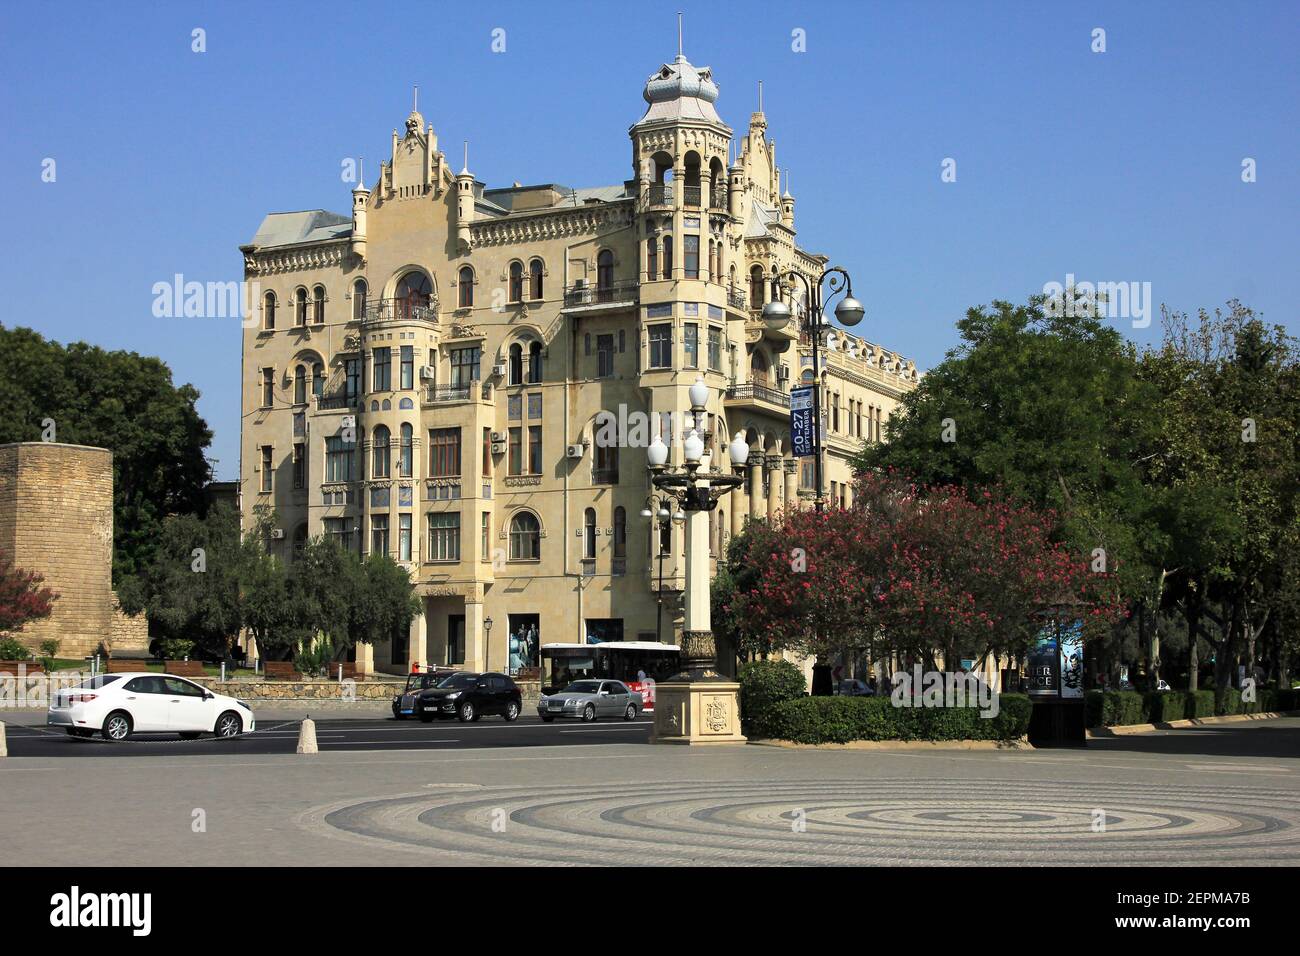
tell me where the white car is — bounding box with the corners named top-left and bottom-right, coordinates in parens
top-left (47, 673), bottom-right (255, 741)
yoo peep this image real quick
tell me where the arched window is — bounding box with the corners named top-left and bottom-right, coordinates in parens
top-left (293, 365), bottom-right (307, 405)
top-left (751, 349), bottom-right (770, 387)
top-left (352, 278), bottom-right (368, 321)
top-left (399, 423), bottom-right (413, 477)
top-left (662, 236), bottom-right (673, 280)
top-left (312, 362), bottom-right (325, 398)
top-left (395, 272), bottom-right (431, 321)
top-left (372, 425), bottom-right (391, 478)
top-left (263, 291), bottom-right (277, 330)
top-left (646, 238), bottom-right (658, 281)
top-left (527, 341), bottom-right (542, 384)
top-left (509, 342), bottom-right (524, 385)
top-left (509, 261), bottom-right (524, 303)
top-left (529, 259), bottom-right (544, 300)
top-left (294, 288), bottom-right (308, 326)
top-left (749, 266), bottom-right (765, 307)
top-left (597, 250), bottom-right (614, 292)
top-left (457, 266), bottom-right (474, 308)
top-left (509, 511), bottom-right (541, 561)
top-left (583, 508), bottom-right (597, 560)
top-left (312, 285), bottom-right (326, 324)
top-left (613, 506), bottom-right (626, 558)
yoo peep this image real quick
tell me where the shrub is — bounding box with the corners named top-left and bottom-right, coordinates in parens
top-left (738, 659), bottom-right (807, 737)
top-left (760, 694), bottom-right (1030, 744)
top-left (1084, 690), bottom-right (1147, 727)
top-left (0, 635), bottom-right (31, 660)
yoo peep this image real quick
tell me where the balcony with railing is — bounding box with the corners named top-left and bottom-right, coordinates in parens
top-left (562, 280), bottom-right (640, 309)
top-left (647, 184), bottom-right (673, 207)
top-left (425, 382), bottom-right (473, 403)
top-left (725, 381), bottom-right (791, 410)
top-left (682, 185), bottom-right (702, 207)
top-left (361, 297), bottom-right (438, 326)
top-left (709, 188), bottom-right (728, 212)
top-left (316, 392), bottom-right (359, 411)
top-left (727, 286), bottom-right (747, 310)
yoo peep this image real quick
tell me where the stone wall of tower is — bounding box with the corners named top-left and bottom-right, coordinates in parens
top-left (0, 443), bottom-right (116, 657)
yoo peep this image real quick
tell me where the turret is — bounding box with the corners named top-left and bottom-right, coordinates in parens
top-left (779, 171), bottom-right (794, 228)
top-left (351, 168), bottom-right (370, 261)
top-left (454, 143), bottom-right (475, 252)
top-left (728, 156), bottom-right (745, 219)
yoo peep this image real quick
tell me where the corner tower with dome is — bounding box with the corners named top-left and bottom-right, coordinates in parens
top-left (237, 42), bottom-right (918, 685)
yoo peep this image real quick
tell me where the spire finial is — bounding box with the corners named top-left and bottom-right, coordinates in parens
top-left (413, 85), bottom-right (418, 112)
top-left (758, 80), bottom-right (763, 113)
top-left (462, 140), bottom-right (469, 174)
top-left (677, 11), bottom-right (683, 57)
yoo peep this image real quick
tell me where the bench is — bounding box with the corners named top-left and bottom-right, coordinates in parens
top-left (263, 661), bottom-right (301, 680)
top-left (164, 660), bottom-right (207, 678)
top-left (0, 659), bottom-right (43, 674)
top-left (107, 659), bottom-right (148, 673)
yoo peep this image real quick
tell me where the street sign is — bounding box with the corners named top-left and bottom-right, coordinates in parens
top-left (790, 386), bottom-right (814, 457)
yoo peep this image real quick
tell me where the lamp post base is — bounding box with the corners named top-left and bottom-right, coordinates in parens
top-left (651, 630), bottom-right (747, 745)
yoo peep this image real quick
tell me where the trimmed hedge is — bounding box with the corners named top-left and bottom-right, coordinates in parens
top-left (759, 694), bottom-right (1032, 745)
top-left (738, 659), bottom-right (809, 738)
top-left (1085, 687), bottom-right (1300, 727)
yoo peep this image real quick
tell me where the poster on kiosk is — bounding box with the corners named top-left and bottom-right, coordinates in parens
top-left (1026, 620), bottom-right (1084, 699)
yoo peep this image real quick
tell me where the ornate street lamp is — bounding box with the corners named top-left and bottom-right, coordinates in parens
top-left (761, 266), bottom-right (864, 513)
top-left (645, 379), bottom-right (749, 744)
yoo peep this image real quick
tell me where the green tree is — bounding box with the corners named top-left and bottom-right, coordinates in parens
top-left (135, 503), bottom-right (245, 659)
top-left (0, 326), bottom-right (213, 598)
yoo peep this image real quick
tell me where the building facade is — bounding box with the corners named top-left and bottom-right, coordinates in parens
top-left (238, 48), bottom-right (918, 676)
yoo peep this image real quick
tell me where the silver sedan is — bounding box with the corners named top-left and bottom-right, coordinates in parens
top-left (537, 679), bottom-right (642, 722)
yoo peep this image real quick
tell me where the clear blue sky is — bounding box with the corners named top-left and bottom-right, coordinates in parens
top-left (2, 1), bottom-right (1295, 480)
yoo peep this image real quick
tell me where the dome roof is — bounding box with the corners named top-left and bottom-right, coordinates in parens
top-left (634, 55), bottom-right (724, 127)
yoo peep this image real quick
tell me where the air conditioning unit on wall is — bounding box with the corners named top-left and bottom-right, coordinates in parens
top-left (493, 363), bottom-right (507, 377)
top-left (419, 366), bottom-right (436, 380)
top-left (269, 528), bottom-right (285, 540)
top-left (566, 444), bottom-right (585, 459)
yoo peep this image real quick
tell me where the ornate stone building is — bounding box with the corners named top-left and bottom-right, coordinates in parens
top-left (238, 47), bottom-right (918, 676)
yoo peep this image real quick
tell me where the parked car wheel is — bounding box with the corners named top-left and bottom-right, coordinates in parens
top-left (102, 711), bottom-right (132, 742)
top-left (623, 703), bottom-right (637, 721)
top-left (214, 711), bottom-right (243, 738)
top-left (503, 701), bottom-right (520, 722)
top-left (582, 703), bottom-right (597, 722)
top-left (457, 701), bottom-right (475, 722)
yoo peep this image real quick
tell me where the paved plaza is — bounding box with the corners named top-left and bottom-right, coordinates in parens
top-left (1, 718), bottom-right (1296, 866)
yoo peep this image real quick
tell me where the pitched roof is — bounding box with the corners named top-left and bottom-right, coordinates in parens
top-left (249, 210), bottom-right (351, 248)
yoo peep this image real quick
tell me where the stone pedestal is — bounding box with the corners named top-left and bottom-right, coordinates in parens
top-left (651, 629), bottom-right (746, 745)
top-left (651, 678), bottom-right (747, 745)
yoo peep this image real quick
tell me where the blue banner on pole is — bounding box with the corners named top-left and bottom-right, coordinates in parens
top-left (790, 386), bottom-right (814, 457)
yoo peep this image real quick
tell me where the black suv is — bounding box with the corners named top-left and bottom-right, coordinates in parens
top-left (396, 671), bottom-right (522, 723)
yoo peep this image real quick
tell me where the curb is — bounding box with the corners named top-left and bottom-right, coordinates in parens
top-left (747, 736), bottom-right (1030, 751)
top-left (1086, 709), bottom-right (1298, 737)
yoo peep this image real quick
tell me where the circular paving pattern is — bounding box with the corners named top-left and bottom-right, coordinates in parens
top-left (298, 778), bottom-right (1300, 865)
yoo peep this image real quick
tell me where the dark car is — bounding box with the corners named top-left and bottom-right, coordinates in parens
top-left (396, 671), bottom-right (522, 723)
top-left (392, 668), bottom-right (454, 719)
